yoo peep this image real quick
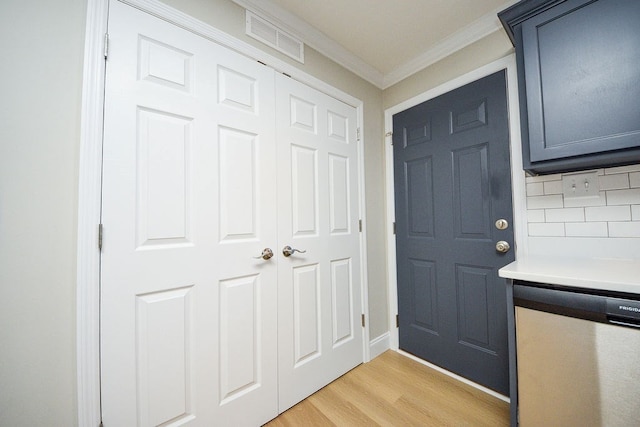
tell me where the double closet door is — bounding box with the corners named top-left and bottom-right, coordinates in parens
top-left (100, 2), bottom-right (363, 426)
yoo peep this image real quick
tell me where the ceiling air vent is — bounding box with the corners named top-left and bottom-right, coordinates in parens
top-left (246, 10), bottom-right (304, 63)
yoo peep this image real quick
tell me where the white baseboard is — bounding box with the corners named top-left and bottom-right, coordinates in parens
top-left (368, 332), bottom-right (391, 359)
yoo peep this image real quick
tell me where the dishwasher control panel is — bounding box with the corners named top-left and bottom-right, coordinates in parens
top-left (606, 298), bottom-right (640, 322)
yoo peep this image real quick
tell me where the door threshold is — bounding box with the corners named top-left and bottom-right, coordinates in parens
top-left (395, 349), bottom-right (510, 403)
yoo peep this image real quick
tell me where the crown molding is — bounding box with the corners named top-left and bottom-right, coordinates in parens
top-left (382, 2), bottom-right (518, 89)
top-left (232, 0), bottom-right (517, 90)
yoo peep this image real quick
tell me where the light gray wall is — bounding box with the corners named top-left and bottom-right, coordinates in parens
top-left (0, 0), bottom-right (86, 425)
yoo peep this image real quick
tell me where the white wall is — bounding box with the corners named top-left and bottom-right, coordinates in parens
top-left (0, 0), bottom-right (86, 425)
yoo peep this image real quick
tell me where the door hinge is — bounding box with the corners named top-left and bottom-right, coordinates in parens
top-left (104, 33), bottom-right (109, 59)
top-left (359, 219), bottom-right (362, 232)
top-left (98, 224), bottom-right (103, 251)
top-left (393, 222), bottom-right (396, 235)
top-left (361, 314), bottom-right (366, 328)
top-left (396, 314), bottom-right (399, 328)
top-left (357, 127), bottom-right (361, 141)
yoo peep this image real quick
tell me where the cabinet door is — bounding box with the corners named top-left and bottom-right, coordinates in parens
top-left (522, 0), bottom-right (640, 163)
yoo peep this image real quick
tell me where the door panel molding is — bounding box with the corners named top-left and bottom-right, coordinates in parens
top-left (383, 54), bottom-right (527, 400)
top-left (77, 1), bottom-right (369, 425)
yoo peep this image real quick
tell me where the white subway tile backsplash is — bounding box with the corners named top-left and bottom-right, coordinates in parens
top-left (585, 206), bottom-right (631, 222)
top-left (527, 209), bottom-right (546, 223)
top-left (606, 188), bottom-right (640, 206)
top-left (545, 208), bottom-right (584, 222)
top-left (543, 180), bottom-right (563, 195)
top-left (528, 222), bottom-right (565, 237)
top-left (525, 163), bottom-right (640, 242)
top-left (563, 192), bottom-right (606, 208)
top-left (565, 222), bottom-right (608, 237)
top-left (527, 194), bottom-right (564, 209)
top-left (526, 182), bottom-right (544, 196)
top-left (609, 222), bottom-right (640, 238)
top-left (598, 173), bottom-right (629, 190)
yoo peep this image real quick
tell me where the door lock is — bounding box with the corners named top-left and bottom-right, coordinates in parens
top-left (495, 219), bottom-right (509, 230)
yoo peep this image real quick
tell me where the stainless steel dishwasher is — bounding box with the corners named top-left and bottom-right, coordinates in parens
top-left (513, 282), bottom-right (640, 427)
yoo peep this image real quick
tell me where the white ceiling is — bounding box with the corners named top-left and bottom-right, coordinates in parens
top-left (233, 0), bottom-right (517, 89)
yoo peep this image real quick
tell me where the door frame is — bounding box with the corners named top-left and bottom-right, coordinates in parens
top-left (76, 1), bottom-right (370, 425)
top-left (383, 55), bottom-right (528, 398)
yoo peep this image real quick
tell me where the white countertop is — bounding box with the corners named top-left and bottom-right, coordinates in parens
top-left (499, 256), bottom-right (640, 294)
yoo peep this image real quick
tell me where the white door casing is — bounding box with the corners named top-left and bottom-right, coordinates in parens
top-left (101, 2), bottom-right (278, 425)
top-left (100, 2), bottom-right (364, 425)
top-left (275, 75), bottom-right (363, 411)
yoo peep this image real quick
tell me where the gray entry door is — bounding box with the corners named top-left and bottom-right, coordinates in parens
top-left (393, 70), bottom-right (514, 395)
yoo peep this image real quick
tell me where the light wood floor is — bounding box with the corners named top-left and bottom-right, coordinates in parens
top-left (264, 350), bottom-right (509, 426)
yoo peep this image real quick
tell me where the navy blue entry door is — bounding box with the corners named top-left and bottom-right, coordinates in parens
top-left (393, 70), bottom-right (515, 395)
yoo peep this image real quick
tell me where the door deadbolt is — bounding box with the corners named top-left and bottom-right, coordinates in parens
top-left (495, 219), bottom-right (509, 230)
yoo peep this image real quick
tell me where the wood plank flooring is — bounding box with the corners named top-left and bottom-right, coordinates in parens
top-left (264, 350), bottom-right (509, 426)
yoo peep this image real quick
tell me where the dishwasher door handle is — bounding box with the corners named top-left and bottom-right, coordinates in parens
top-left (608, 318), bottom-right (640, 329)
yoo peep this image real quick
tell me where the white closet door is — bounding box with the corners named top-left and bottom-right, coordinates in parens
top-left (275, 74), bottom-right (364, 412)
top-left (101, 2), bottom-right (277, 426)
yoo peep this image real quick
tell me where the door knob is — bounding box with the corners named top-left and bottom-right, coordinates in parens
top-left (253, 248), bottom-right (274, 260)
top-left (495, 241), bottom-right (511, 253)
top-left (282, 245), bottom-right (306, 257)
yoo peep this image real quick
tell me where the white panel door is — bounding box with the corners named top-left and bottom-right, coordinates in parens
top-left (101, 2), bottom-right (277, 426)
top-left (275, 74), bottom-right (363, 411)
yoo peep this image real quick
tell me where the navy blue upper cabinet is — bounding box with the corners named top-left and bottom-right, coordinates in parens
top-left (499, 0), bottom-right (640, 174)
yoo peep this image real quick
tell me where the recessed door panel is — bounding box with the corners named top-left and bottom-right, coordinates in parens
top-left (452, 143), bottom-right (491, 240)
top-left (218, 127), bottom-right (257, 242)
top-left (327, 111), bottom-right (348, 143)
top-left (405, 156), bottom-right (435, 238)
top-left (456, 264), bottom-right (495, 353)
top-left (291, 145), bottom-right (318, 236)
top-left (293, 264), bottom-right (321, 365)
top-left (218, 66), bottom-right (257, 113)
top-left (290, 96), bottom-right (316, 133)
top-left (331, 258), bottom-right (353, 346)
top-left (136, 287), bottom-right (194, 427)
top-left (138, 35), bottom-right (193, 92)
top-left (408, 259), bottom-right (438, 333)
top-left (219, 275), bottom-right (261, 403)
top-left (137, 108), bottom-right (192, 248)
top-left (329, 154), bottom-right (350, 234)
